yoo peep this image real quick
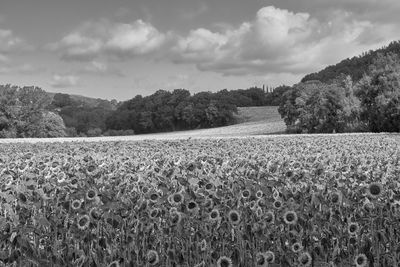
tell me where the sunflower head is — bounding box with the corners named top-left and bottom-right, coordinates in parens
top-left (77, 214), bottom-right (90, 230)
top-left (367, 182), bottom-right (383, 199)
top-left (298, 252), bottom-right (312, 267)
top-left (241, 189), bottom-right (251, 200)
top-left (171, 192), bottom-right (184, 206)
top-left (291, 242), bottom-right (303, 253)
top-left (330, 191), bottom-right (342, 205)
top-left (264, 210), bottom-right (275, 224)
top-left (264, 251), bottom-right (275, 263)
top-left (256, 190), bottom-right (263, 199)
top-left (170, 211), bottom-right (182, 226)
top-left (217, 256), bottom-right (233, 267)
top-left (71, 199), bottom-right (82, 210)
top-left (228, 210), bottom-right (241, 226)
top-left (209, 209), bottom-right (220, 222)
top-left (354, 253), bottom-right (368, 267)
top-left (146, 250), bottom-right (159, 266)
top-left (86, 188), bottom-right (97, 201)
top-left (283, 210), bottom-right (298, 225)
top-left (348, 222), bottom-right (359, 236)
top-left (273, 199), bottom-right (283, 210)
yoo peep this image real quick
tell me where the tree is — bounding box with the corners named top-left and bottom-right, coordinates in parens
top-left (355, 53), bottom-right (400, 132)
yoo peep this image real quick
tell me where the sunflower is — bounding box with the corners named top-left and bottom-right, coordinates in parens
top-left (228, 210), bottom-right (241, 226)
top-left (149, 192), bottom-right (160, 203)
top-left (264, 210), bottom-right (275, 224)
top-left (367, 182), bottom-right (383, 199)
top-left (146, 250), bottom-right (159, 266)
top-left (217, 256), bottom-right (233, 267)
top-left (170, 192), bottom-right (184, 206)
top-left (187, 201), bottom-right (199, 214)
top-left (256, 190), bottom-right (264, 199)
top-left (348, 222), bottom-right (359, 236)
top-left (241, 189), bottom-right (251, 200)
top-left (86, 188), bottom-right (97, 201)
top-left (273, 199), bottom-right (283, 210)
top-left (77, 214), bottom-right (90, 230)
top-left (330, 191), bottom-right (342, 205)
top-left (273, 190), bottom-right (280, 200)
top-left (71, 199), bottom-right (82, 210)
top-left (209, 209), bottom-right (221, 222)
top-left (298, 252), bottom-right (312, 267)
top-left (170, 211), bottom-right (182, 226)
top-left (283, 210), bottom-right (298, 225)
top-left (89, 207), bottom-right (102, 220)
top-left (205, 182), bottom-right (215, 192)
top-left (255, 252), bottom-right (267, 267)
top-left (291, 242), bottom-right (303, 253)
top-left (149, 208), bottom-right (160, 219)
top-left (354, 253), bottom-right (368, 267)
top-left (264, 251), bottom-right (275, 264)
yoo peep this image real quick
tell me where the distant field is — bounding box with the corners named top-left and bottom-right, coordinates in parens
top-left (0, 106), bottom-right (286, 143)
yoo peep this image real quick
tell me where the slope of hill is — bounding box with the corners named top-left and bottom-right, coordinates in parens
top-left (301, 40), bottom-right (400, 83)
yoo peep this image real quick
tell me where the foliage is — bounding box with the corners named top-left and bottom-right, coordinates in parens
top-left (106, 89), bottom-right (238, 134)
top-left (0, 134), bottom-right (399, 266)
top-left (0, 85), bottom-right (66, 138)
top-left (302, 40), bottom-right (400, 83)
top-left (355, 53), bottom-right (400, 132)
top-left (278, 78), bottom-right (362, 133)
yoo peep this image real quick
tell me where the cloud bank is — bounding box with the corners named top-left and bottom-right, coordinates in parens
top-left (49, 5), bottom-right (400, 78)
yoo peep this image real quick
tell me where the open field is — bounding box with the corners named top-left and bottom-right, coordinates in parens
top-left (0, 134), bottom-right (399, 266)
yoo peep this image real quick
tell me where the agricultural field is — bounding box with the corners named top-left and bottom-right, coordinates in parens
top-left (0, 134), bottom-right (400, 266)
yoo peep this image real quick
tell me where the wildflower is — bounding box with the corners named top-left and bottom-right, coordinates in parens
top-left (354, 253), bottom-right (368, 267)
top-left (291, 242), bottom-right (303, 253)
top-left (228, 210), bottom-right (241, 226)
top-left (71, 199), bottom-right (82, 210)
top-left (264, 211), bottom-right (275, 224)
top-left (18, 192), bottom-right (27, 203)
top-left (77, 214), bottom-right (90, 230)
top-left (283, 210), bottom-right (298, 225)
top-left (217, 256), bottom-right (233, 267)
top-left (146, 250), bottom-right (159, 266)
top-left (367, 182), bottom-right (383, 199)
top-left (348, 222), bottom-right (359, 236)
top-left (205, 182), bottom-right (215, 192)
top-left (209, 209), bottom-right (221, 222)
top-left (86, 188), bottom-right (97, 201)
top-left (264, 251), bottom-right (275, 264)
top-left (298, 252), bottom-right (312, 267)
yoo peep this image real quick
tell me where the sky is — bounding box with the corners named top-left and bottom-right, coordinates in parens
top-left (0, 0), bottom-right (399, 101)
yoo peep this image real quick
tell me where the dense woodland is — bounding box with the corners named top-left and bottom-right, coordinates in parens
top-left (0, 85), bottom-right (284, 137)
top-left (1, 41), bottom-right (399, 138)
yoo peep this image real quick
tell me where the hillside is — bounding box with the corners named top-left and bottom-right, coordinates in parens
top-left (301, 40), bottom-right (400, 83)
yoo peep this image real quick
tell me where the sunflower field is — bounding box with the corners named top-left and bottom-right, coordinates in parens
top-left (0, 134), bottom-right (400, 267)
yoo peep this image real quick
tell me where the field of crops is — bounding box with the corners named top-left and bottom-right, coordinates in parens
top-left (0, 134), bottom-right (400, 267)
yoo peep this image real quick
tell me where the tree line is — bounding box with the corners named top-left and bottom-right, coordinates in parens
top-left (0, 85), bottom-right (285, 138)
top-left (279, 53), bottom-right (400, 133)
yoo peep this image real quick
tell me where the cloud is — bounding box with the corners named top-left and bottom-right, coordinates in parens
top-left (81, 61), bottom-right (124, 76)
top-left (0, 63), bottom-right (45, 75)
top-left (49, 19), bottom-right (170, 61)
top-left (171, 6), bottom-right (398, 76)
top-left (0, 28), bottom-right (32, 62)
top-left (50, 74), bottom-right (79, 88)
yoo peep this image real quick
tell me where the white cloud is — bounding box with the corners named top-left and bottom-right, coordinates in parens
top-left (0, 28), bottom-right (32, 62)
top-left (49, 19), bottom-right (169, 61)
top-left (171, 6), bottom-right (398, 76)
top-left (50, 74), bottom-right (79, 88)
